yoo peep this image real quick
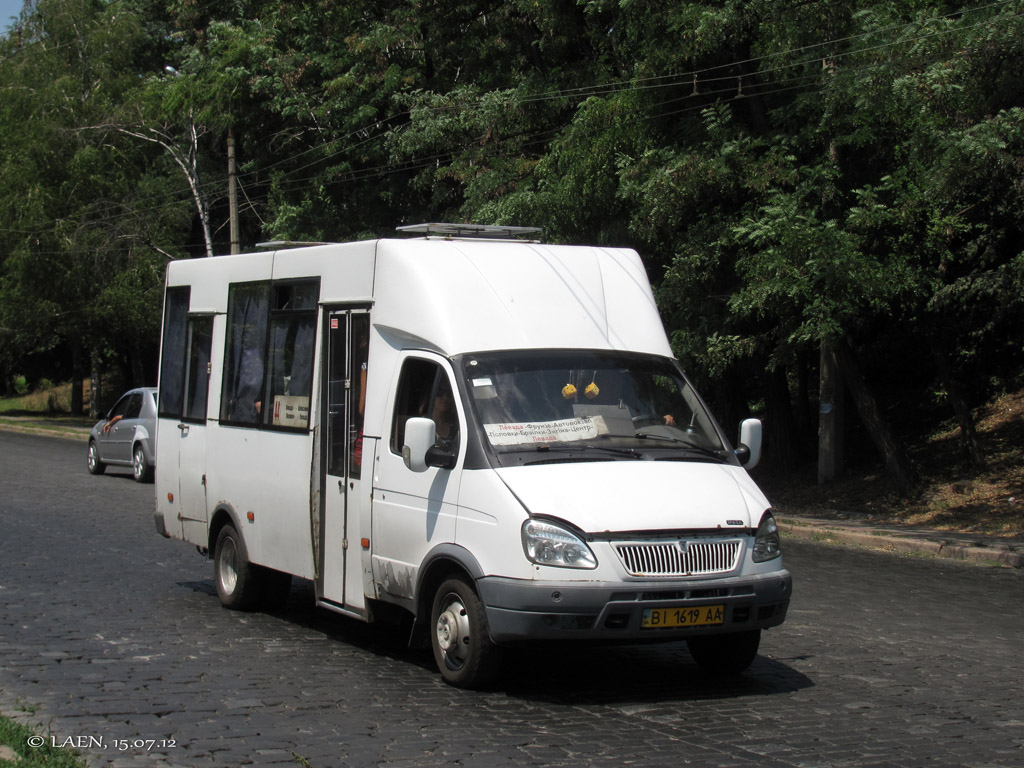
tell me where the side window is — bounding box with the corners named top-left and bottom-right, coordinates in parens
top-left (220, 282), bottom-right (270, 425)
top-left (108, 394), bottom-right (132, 420)
top-left (263, 281), bottom-right (318, 429)
top-left (218, 278), bottom-right (319, 431)
top-left (124, 393), bottom-right (143, 420)
top-left (390, 359), bottom-right (459, 454)
top-left (183, 316), bottom-right (213, 422)
top-left (158, 286), bottom-right (190, 419)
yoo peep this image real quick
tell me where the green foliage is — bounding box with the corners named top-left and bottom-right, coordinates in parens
top-left (2, 0), bottom-right (1024, 468)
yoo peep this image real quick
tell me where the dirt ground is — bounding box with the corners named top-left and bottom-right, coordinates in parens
top-left (760, 390), bottom-right (1024, 537)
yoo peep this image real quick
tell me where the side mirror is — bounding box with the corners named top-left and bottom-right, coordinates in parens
top-left (736, 418), bottom-right (762, 470)
top-left (402, 417), bottom-right (435, 472)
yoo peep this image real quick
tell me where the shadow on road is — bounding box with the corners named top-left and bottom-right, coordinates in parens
top-left (179, 577), bottom-right (813, 705)
top-left (499, 642), bottom-right (813, 705)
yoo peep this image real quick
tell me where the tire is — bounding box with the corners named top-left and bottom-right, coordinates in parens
top-left (214, 525), bottom-right (264, 611)
top-left (87, 441), bottom-right (106, 475)
top-left (687, 629), bottom-right (761, 675)
top-left (430, 577), bottom-right (502, 689)
top-left (132, 444), bottom-right (153, 484)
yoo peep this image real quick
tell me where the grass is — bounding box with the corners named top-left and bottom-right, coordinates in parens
top-left (0, 383), bottom-right (94, 438)
top-left (0, 716), bottom-right (87, 768)
top-left (0, 383), bottom-right (75, 415)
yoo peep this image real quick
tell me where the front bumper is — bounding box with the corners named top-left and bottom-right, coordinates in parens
top-left (477, 568), bottom-right (791, 643)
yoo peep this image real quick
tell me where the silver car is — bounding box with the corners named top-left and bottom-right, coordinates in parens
top-left (87, 387), bottom-right (158, 483)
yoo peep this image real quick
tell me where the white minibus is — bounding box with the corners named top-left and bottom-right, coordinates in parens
top-left (154, 224), bottom-right (791, 688)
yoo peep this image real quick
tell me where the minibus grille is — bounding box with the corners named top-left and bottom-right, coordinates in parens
top-left (614, 539), bottom-right (742, 577)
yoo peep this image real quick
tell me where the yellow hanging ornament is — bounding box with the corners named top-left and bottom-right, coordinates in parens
top-left (584, 382), bottom-right (600, 399)
top-left (561, 383), bottom-right (577, 399)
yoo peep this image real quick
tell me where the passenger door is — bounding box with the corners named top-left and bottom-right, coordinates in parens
top-left (370, 355), bottom-right (463, 605)
top-left (176, 316), bottom-right (213, 545)
top-left (156, 288), bottom-right (213, 544)
top-left (319, 309), bottom-right (371, 613)
top-left (100, 392), bottom-right (140, 464)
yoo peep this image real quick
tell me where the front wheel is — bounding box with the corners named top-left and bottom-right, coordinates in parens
top-left (87, 441), bottom-right (105, 475)
top-left (214, 525), bottom-right (263, 611)
top-left (430, 577), bottom-right (502, 689)
top-left (132, 444), bottom-right (153, 483)
top-left (687, 629), bottom-right (761, 675)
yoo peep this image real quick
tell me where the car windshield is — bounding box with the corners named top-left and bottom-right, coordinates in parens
top-left (460, 350), bottom-right (731, 464)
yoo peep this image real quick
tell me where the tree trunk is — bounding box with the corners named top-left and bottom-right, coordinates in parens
top-left (832, 340), bottom-right (919, 494)
top-left (130, 346), bottom-right (146, 388)
top-left (818, 341), bottom-right (844, 484)
top-left (765, 365), bottom-right (798, 472)
top-left (71, 343), bottom-right (85, 415)
top-left (794, 350), bottom-right (813, 449)
top-left (928, 336), bottom-right (984, 468)
top-left (89, 348), bottom-right (102, 419)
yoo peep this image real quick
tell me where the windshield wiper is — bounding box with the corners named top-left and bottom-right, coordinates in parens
top-left (533, 443), bottom-right (645, 459)
top-left (628, 433), bottom-right (728, 462)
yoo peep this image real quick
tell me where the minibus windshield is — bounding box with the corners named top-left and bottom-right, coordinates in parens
top-left (461, 350), bottom-right (731, 463)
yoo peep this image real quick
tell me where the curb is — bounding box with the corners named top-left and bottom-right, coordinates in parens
top-left (778, 516), bottom-right (1024, 569)
top-left (0, 419), bottom-right (91, 442)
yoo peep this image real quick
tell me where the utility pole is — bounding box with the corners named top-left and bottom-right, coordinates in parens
top-left (227, 127), bottom-right (240, 255)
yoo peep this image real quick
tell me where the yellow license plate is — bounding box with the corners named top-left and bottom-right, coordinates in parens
top-left (642, 604), bottom-right (725, 629)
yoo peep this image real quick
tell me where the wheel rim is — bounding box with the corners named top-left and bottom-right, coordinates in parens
top-left (218, 537), bottom-right (238, 595)
top-left (435, 592), bottom-right (471, 671)
top-left (133, 448), bottom-right (144, 480)
top-left (88, 444), bottom-right (97, 470)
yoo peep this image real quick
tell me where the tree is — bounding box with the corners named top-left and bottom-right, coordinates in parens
top-left (0, 0), bottom-right (187, 408)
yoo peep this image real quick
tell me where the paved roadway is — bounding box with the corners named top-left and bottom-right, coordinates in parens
top-left (1, 431), bottom-right (1022, 768)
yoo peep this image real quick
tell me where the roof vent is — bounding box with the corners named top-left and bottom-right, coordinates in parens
top-left (396, 223), bottom-right (542, 240)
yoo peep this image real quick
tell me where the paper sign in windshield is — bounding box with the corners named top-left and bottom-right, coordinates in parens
top-left (484, 416), bottom-right (606, 445)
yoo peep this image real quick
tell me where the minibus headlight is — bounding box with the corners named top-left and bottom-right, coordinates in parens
top-left (752, 511), bottom-right (781, 562)
top-left (521, 519), bottom-right (597, 569)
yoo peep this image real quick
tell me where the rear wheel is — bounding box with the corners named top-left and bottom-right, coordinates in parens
top-left (87, 441), bottom-right (105, 475)
top-left (430, 577), bottom-right (502, 689)
top-left (132, 444), bottom-right (153, 483)
top-left (214, 525), bottom-right (263, 610)
top-left (687, 629), bottom-right (761, 675)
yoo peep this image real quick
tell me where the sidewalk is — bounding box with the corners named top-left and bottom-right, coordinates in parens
top-left (778, 513), bottom-right (1024, 569)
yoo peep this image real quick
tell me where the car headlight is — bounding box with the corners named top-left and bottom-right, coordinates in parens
top-left (752, 511), bottom-right (781, 562)
top-left (521, 519), bottom-right (597, 569)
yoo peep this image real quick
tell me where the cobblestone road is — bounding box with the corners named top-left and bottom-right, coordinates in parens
top-left (1, 432), bottom-right (1022, 767)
